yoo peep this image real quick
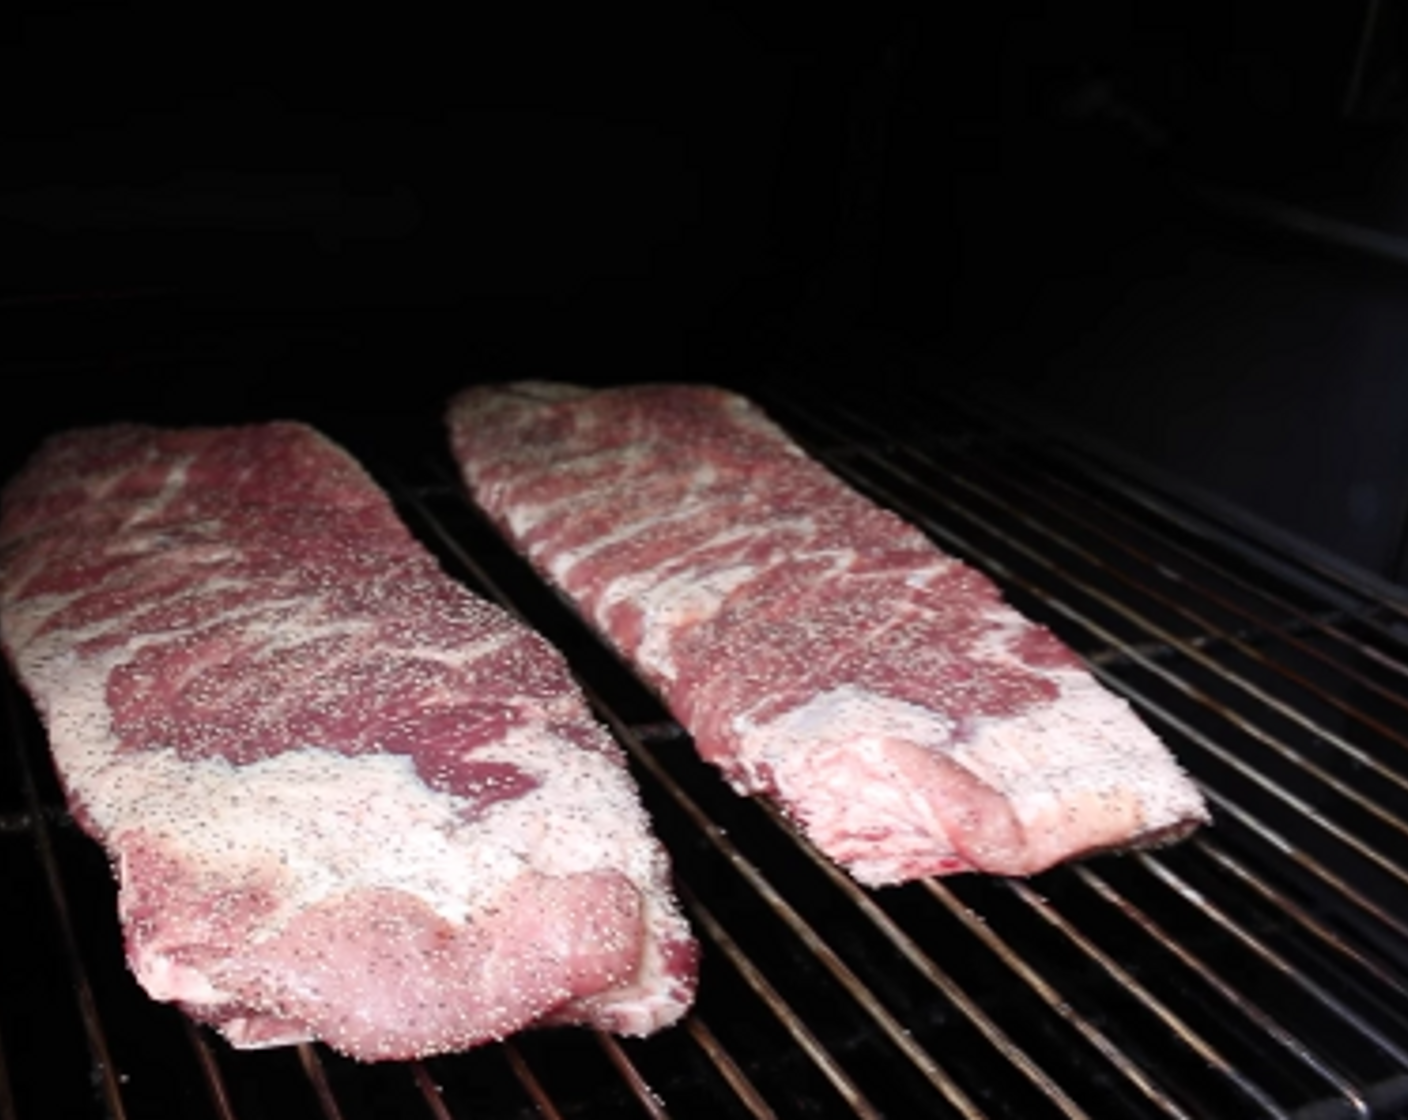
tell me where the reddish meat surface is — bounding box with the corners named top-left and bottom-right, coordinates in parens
top-left (0, 421), bottom-right (696, 1060)
top-left (446, 383), bottom-right (1209, 884)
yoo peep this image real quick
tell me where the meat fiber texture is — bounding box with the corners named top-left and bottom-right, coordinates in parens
top-left (446, 382), bottom-right (1210, 886)
top-left (0, 421), bottom-right (696, 1061)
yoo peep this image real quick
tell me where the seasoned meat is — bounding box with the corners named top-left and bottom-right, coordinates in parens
top-left (0, 421), bottom-right (696, 1060)
top-left (447, 382), bottom-right (1209, 885)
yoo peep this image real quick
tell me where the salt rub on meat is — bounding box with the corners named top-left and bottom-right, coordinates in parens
top-left (0, 421), bottom-right (696, 1060)
top-left (446, 382), bottom-right (1209, 885)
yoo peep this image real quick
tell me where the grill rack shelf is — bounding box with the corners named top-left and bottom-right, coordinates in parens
top-left (3, 374), bottom-right (1408, 1119)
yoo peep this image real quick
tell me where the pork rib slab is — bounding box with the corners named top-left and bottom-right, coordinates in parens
top-left (446, 382), bottom-right (1210, 885)
top-left (0, 421), bottom-right (696, 1060)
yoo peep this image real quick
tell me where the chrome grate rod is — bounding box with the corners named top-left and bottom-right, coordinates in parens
top-left (595, 1034), bottom-right (670, 1120)
top-left (752, 800), bottom-right (1093, 1119)
top-left (923, 880), bottom-right (1199, 1120)
top-left (683, 1017), bottom-right (779, 1120)
top-left (295, 1045), bottom-right (347, 1120)
top-left (4, 690), bottom-right (128, 1120)
top-left (410, 1063), bottom-right (458, 1120)
top-left (677, 885), bottom-right (883, 1120)
top-left (502, 1042), bottom-right (566, 1120)
top-left (1138, 852), bottom-right (1408, 1069)
top-left (922, 374), bottom-right (1408, 633)
top-left (1192, 838), bottom-right (1408, 995)
top-left (185, 1023), bottom-right (240, 1120)
top-left (992, 442), bottom-right (1408, 709)
top-left (1001, 879), bottom-right (1290, 1119)
top-left (1074, 865), bottom-right (1368, 1117)
top-left (822, 379), bottom-right (1408, 689)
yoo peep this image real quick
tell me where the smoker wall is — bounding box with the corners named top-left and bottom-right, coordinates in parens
top-left (5, 4), bottom-right (1408, 582)
top-left (865, 5), bottom-right (1408, 584)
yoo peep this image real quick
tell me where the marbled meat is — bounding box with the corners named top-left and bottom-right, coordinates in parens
top-left (446, 382), bottom-right (1209, 885)
top-left (0, 421), bottom-right (696, 1060)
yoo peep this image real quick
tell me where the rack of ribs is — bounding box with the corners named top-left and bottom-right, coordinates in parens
top-left (447, 382), bottom-right (1209, 886)
top-left (0, 421), bottom-right (696, 1060)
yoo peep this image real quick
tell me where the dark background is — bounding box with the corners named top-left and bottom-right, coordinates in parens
top-left (5, 2), bottom-right (1408, 580)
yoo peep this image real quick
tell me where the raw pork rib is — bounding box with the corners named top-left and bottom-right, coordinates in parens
top-left (446, 382), bottom-right (1209, 885)
top-left (0, 422), bottom-right (696, 1060)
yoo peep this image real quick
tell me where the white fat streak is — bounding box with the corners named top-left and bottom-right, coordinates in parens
top-left (963, 602), bottom-right (1032, 666)
top-left (24, 616), bottom-right (655, 930)
top-left (504, 499), bottom-right (551, 538)
top-left (737, 685), bottom-right (956, 777)
top-left (498, 444), bottom-right (654, 539)
top-left (233, 612), bottom-right (372, 654)
top-left (121, 456), bottom-right (193, 528)
top-left (14, 590), bottom-right (367, 689)
top-left (903, 556), bottom-right (962, 589)
top-left (728, 688), bottom-right (958, 849)
top-left (615, 563), bottom-right (762, 682)
top-left (739, 681), bottom-right (1205, 834)
top-left (106, 729), bottom-right (651, 930)
top-left (544, 464), bottom-right (720, 585)
top-left (3, 573), bottom-right (283, 663)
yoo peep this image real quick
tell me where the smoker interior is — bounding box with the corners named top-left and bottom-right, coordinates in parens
top-left (4, 365), bottom-right (1408, 1120)
top-left (7, 6), bottom-right (1408, 1116)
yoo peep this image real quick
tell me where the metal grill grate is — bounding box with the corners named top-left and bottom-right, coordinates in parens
top-left (4, 369), bottom-right (1408, 1119)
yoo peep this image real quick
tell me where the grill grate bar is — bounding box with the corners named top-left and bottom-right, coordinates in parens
top-left (1193, 838), bottom-right (1408, 995)
top-left (1083, 619), bottom-right (1328, 671)
top-left (503, 1042), bottom-right (565, 1120)
top-left (1356, 607), bottom-right (1408, 678)
top-left (1100, 674), bottom-right (1408, 945)
top-left (296, 1045), bottom-right (347, 1120)
top-left (5, 691), bottom-right (128, 1120)
top-left (1075, 864), bottom-right (1368, 1116)
top-left (629, 720), bottom-right (689, 744)
top-left (595, 1034), bottom-right (669, 1119)
top-left (990, 443), bottom-right (1408, 705)
top-left (410, 1063), bottom-right (457, 1120)
top-left (752, 800), bottom-right (1093, 1119)
top-left (931, 441), bottom-right (1408, 745)
top-left (1139, 852), bottom-right (1408, 1069)
top-left (185, 1022), bottom-right (239, 1120)
top-left (775, 413), bottom-right (1408, 890)
top-left (684, 1017), bottom-right (778, 1120)
top-left (677, 885), bottom-right (882, 1119)
top-left (1205, 784), bottom-right (1408, 944)
top-left (903, 373), bottom-right (1408, 634)
top-left (924, 880), bottom-right (1198, 1120)
top-left (1002, 879), bottom-right (1289, 1119)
